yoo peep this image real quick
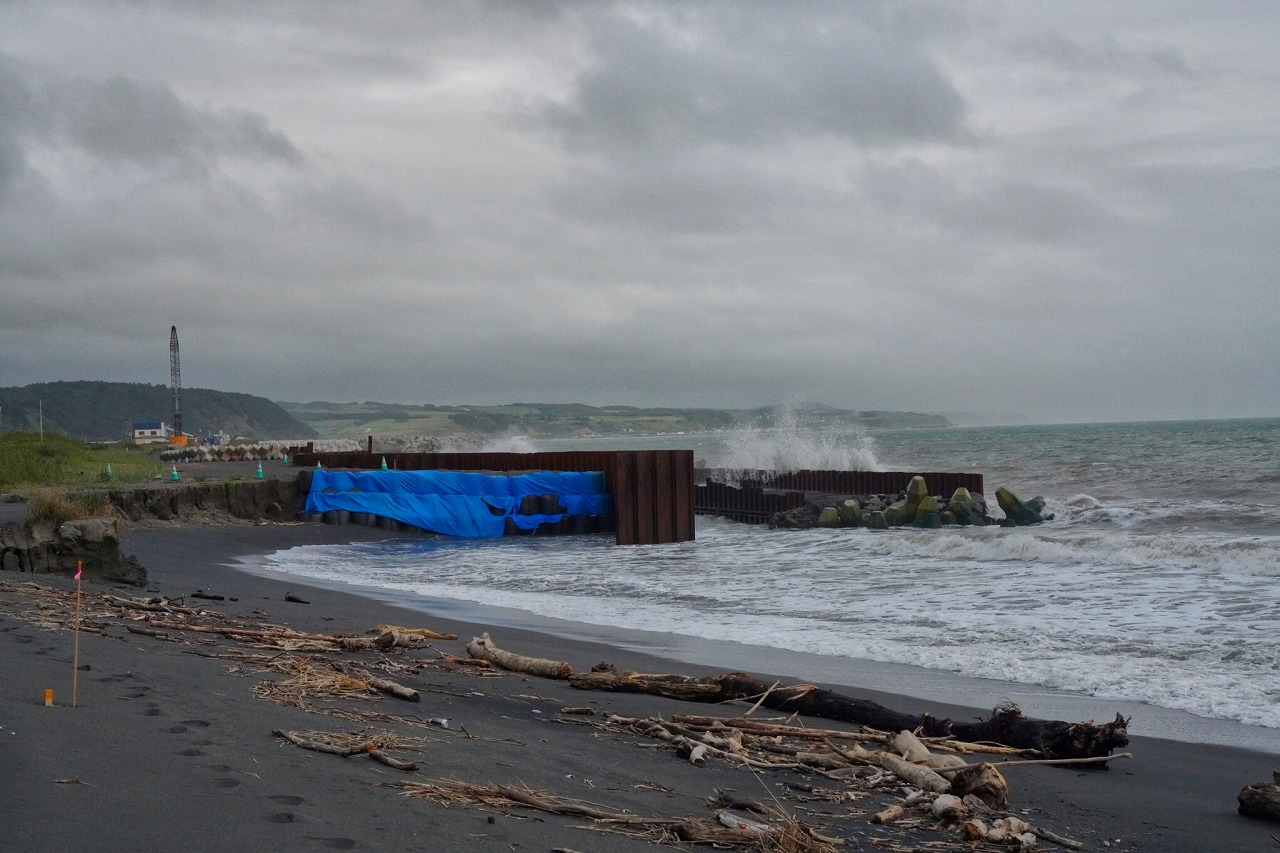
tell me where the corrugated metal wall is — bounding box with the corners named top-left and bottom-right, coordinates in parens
top-left (291, 447), bottom-right (696, 545)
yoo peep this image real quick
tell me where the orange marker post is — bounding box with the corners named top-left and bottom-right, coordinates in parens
top-left (44, 688), bottom-right (53, 706)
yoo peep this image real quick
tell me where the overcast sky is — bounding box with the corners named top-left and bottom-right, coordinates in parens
top-left (2, 2), bottom-right (1277, 423)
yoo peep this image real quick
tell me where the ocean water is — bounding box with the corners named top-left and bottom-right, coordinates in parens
top-left (259, 418), bottom-right (1280, 746)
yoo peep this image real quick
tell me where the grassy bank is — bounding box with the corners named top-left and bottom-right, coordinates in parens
top-left (0, 431), bottom-right (165, 492)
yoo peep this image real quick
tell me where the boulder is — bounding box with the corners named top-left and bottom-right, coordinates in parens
top-left (995, 487), bottom-right (1052, 526)
top-left (915, 494), bottom-right (941, 522)
top-left (769, 504), bottom-right (819, 529)
top-left (837, 499), bottom-right (863, 526)
top-left (902, 476), bottom-right (929, 520)
top-left (947, 487), bottom-right (985, 526)
top-left (916, 511), bottom-right (942, 529)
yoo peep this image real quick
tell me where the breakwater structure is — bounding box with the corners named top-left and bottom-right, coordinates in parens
top-left (694, 468), bottom-right (986, 525)
top-left (291, 446), bottom-right (695, 546)
top-left (291, 443), bottom-right (995, 541)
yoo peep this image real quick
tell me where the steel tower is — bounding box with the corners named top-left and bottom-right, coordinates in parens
top-left (169, 325), bottom-right (182, 437)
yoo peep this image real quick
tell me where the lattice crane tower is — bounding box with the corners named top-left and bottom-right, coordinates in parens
top-left (169, 325), bottom-right (183, 438)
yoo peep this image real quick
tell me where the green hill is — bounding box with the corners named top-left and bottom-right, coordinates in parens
top-left (0, 381), bottom-right (315, 442)
top-left (279, 400), bottom-right (949, 439)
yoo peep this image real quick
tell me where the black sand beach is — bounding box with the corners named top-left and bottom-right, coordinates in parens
top-left (2, 520), bottom-right (1278, 852)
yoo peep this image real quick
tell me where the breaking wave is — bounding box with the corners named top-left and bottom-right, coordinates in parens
top-left (713, 409), bottom-right (883, 472)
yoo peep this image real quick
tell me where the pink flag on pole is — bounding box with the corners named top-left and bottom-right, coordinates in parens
top-left (75, 561), bottom-right (82, 580)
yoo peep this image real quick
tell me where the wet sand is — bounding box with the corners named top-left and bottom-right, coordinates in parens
top-left (1, 521), bottom-right (1277, 852)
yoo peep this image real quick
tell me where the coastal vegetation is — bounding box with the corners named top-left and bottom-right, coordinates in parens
top-left (0, 430), bottom-right (164, 492)
top-left (279, 399), bottom-right (951, 439)
top-left (25, 487), bottom-right (116, 525)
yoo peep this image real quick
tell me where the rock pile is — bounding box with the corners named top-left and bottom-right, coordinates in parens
top-left (769, 476), bottom-right (1053, 530)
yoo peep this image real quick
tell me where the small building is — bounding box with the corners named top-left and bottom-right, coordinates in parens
top-left (132, 421), bottom-right (172, 444)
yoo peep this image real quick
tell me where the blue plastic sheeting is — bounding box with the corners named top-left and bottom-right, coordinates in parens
top-left (304, 470), bottom-right (611, 538)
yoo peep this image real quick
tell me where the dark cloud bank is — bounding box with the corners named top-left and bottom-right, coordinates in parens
top-left (1, 2), bottom-right (1277, 423)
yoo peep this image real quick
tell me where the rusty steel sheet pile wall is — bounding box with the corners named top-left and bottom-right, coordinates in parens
top-left (694, 481), bottom-right (806, 524)
top-left (291, 448), bottom-right (695, 546)
top-left (694, 468), bottom-right (985, 525)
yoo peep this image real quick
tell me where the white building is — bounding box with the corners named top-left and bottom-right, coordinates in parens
top-left (132, 421), bottom-right (172, 444)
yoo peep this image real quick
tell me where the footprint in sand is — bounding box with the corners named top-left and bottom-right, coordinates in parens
top-left (167, 725), bottom-right (188, 734)
top-left (267, 813), bottom-right (297, 824)
top-left (99, 672), bottom-right (141, 683)
top-left (178, 748), bottom-right (205, 757)
top-left (141, 707), bottom-right (162, 717)
top-left (213, 778), bottom-right (241, 789)
top-left (270, 795), bottom-right (305, 806)
top-left (313, 839), bottom-right (357, 850)
top-left (180, 719), bottom-right (211, 727)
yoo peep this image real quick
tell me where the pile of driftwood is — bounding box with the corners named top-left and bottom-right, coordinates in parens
top-left (0, 581), bottom-right (1165, 851)
top-left (389, 778), bottom-right (841, 852)
top-left (589, 711), bottom-right (1105, 849)
top-left (465, 632), bottom-right (1145, 849)
top-left (465, 631), bottom-right (1130, 761)
top-left (273, 728), bottom-right (423, 771)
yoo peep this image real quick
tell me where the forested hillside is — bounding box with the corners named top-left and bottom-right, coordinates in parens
top-left (0, 381), bottom-right (315, 442)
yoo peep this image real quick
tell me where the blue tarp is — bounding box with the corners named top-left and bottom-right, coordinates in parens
top-left (304, 470), bottom-right (611, 538)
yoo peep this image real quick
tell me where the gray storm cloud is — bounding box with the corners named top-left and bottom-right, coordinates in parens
top-left (0, 1), bottom-right (1276, 423)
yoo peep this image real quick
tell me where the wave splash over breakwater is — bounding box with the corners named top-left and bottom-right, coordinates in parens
top-left (263, 417), bottom-right (1280, 733)
top-left (716, 410), bottom-right (884, 473)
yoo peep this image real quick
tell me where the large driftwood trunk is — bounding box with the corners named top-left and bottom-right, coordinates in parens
top-left (466, 632), bottom-right (572, 679)
top-left (1238, 772), bottom-right (1280, 822)
top-left (569, 671), bottom-right (1129, 760)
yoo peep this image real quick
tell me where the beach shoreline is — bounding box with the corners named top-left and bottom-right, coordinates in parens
top-left (235, 543), bottom-right (1280, 757)
top-left (2, 520), bottom-right (1277, 851)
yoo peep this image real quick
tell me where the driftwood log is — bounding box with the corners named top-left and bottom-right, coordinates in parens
top-left (569, 671), bottom-right (1129, 760)
top-left (828, 740), bottom-right (950, 793)
top-left (1238, 771), bottom-right (1280, 822)
top-left (145, 620), bottom-right (417, 652)
top-left (372, 623), bottom-right (458, 641)
top-left (368, 748), bottom-right (418, 772)
top-left (465, 632), bottom-right (572, 679)
top-left (365, 676), bottom-right (420, 702)
top-left (272, 729), bottom-right (366, 756)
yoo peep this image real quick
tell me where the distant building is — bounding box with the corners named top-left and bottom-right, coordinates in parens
top-left (132, 421), bottom-right (172, 444)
